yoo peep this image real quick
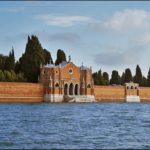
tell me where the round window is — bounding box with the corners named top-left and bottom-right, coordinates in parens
top-left (69, 68), bottom-right (73, 74)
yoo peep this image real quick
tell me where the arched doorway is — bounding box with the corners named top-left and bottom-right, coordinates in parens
top-left (69, 83), bottom-right (74, 95)
top-left (64, 84), bottom-right (68, 95)
top-left (75, 84), bottom-right (78, 95)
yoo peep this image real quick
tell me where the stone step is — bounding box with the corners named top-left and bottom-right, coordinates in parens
top-left (126, 95), bottom-right (140, 102)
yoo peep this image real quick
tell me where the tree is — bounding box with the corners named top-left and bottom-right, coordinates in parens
top-left (19, 35), bottom-right (45, 82)
top-left (147, 68), bottom-right (150, 87)
top-left (103, 72), bottom-right (109, 85)
top-left (4, 70), bottom-right (12, 82)
top-left (124, 68), bottom-right (132, 83)
top-left (15, 61), bottom-right (21, 74)
top-left (142, 76), bottom-right (147, 87)
top-left (10, 70), bottom-right (17, 82)
top-left (55, 49), bottom-right (66, 65)
top-left (97, 69), bottom-right (105, 85)
top-left (92, 69), bottom-right (105, 85)
top-left (43, 49), bottom-right (53, 65)
top-left (4, 47), bottom-right (15, 71)
top-left (0, 54), bottom-right (7, 70)
top-left (121, 72), bottom-right (125, 85)
top-left (0, 70), bottom-right (5, 81)
top-left (92, 72), bottom-right (99, 85)
top-left (16, 72), bottom-right (26, 82)
top-left (134, 65), bottom-right (143, 86)
top-left (110, 70), bottom-right (121, 85)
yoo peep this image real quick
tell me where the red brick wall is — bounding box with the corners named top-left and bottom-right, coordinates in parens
top-left (139, 87), bottom-right (150, 102)
top-left (0, 82), bottom-right (44, 103)
top-left (94, 85), bottom-right (125, 102)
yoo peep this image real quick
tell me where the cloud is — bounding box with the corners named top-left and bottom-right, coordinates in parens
top-left (35, 14), bottom-right (92, 27)
top-left (130, 32), bottom-right (150, 46)
top-left (33, 31), bottom-right (81, 45)
top-left (0, 7), bottom-right (25, 13)
top-left (3, 31), bottom-right (81, 46)
top-left (92, 9), bottom-right (150, 32)
top-left (93, 45), bottom-right (144, 66)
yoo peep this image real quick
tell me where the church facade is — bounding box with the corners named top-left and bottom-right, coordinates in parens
top-left (39, 60), bottom-right (95, 102)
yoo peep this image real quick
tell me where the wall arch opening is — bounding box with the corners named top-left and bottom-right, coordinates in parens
top-left (64, 84), bottom-right (68, 95)
top-left (75, 84), bottom-right (78, 95)
top-left (69, 83), bottom-right (74, 95)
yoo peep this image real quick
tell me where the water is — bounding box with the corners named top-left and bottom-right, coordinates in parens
top-left (0, 103), bottom-right (150, 149)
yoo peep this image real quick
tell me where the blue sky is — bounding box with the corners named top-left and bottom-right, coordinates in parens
top-left (1, 1), bottom-right (150, 76)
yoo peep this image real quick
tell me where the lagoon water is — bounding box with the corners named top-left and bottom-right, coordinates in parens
top-left (0, 103), bottom-right (150, 149)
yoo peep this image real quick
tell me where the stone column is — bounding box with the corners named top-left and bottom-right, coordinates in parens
top-left (78, 86), bottom-right (80, 96)
top-left (67, 84), bottom-right (69, 95)
top-left (72, 85), bottom-right (75, 95)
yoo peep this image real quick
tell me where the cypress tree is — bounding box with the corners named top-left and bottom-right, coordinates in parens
top-left (55, 49), bottom-right (66, 65)
top-left (134, 65), bottom-right (143, 86)
top-left (147, 68), bottom-right (150, 87)
top-left (4, 47), bottom-right (15, 71)
top-left (103, 72), bottom-right (109, 85)
top-left (19, 35), bottom-right (45, 82)
top-left (15, 61), bottom-right (21, 74)
top-left (97, 69), bottom-right (104, 85)
top-left (0, 54), bottom-right (7, 70)
top-left (142, 76), bottom-right (147, 87)
top-left (92, 72), bottom-right (99, 85)
top-left (43, 49), bottom-right (53, 65)
top-left (110, 70), bottom-right (120, 85)
top-left (121, 72), bottom-right (125, 85)
top-left (0, 70), bottom-right (5, 81)
top-left (124, 68), bottom-right (132, 83)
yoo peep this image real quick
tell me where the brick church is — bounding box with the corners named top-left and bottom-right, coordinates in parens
top-left (39, 58), bottom-right (95, 102)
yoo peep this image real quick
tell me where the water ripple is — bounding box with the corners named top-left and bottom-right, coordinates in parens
top-left (0, 103), bottom-right (150, 149)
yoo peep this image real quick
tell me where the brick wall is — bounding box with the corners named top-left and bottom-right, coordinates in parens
top-left (139, 87), bottom-right (150, 102)
top-left (1, 82), bottom-right (150, 103)
top-left (0, 82), bottom-right (44, 103)
top-left (94, 85), bottom-right (125, 102)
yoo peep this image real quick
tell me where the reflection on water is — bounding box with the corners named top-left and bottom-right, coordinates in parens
top-left (0, 103), bottom-right (150, 149)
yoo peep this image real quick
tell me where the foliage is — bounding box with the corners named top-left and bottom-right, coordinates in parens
top-left (5, 47), bottom-right (15, 71)
top-left (0, 70), bottom-right (5, 81)
top-left (124, 68), bottom-right (132, 83)
top-left (43, 49), bottom-right (53, 65)
top-left (0, 54), bottom-right (7, 70)
top-left (121, 72), bottom-right (125, 85)
top-left (19, 35), bottom-right (45, 82)
top-left (103, 72), bottom-right (109, 85)
top-left (142, 76), bottom-right (147, 87)
top-left (147, 68), bottom-right (150, 87)
top-left (55, 49), bottom-right (66, 65)
top-left (110, 70), bottom-right (121, 85)
top-left (134, 65), bottom-right (143, 86)
top-left (0, 70), bottom-right (26, 82)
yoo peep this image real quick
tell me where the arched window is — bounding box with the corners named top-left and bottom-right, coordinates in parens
top-left (69, 83), bottom-right (74, 95)
top-left (64, 84), bottom-right (68, 95)
top-left (55, 83), bottom-right (59, 87)
top-left (87, 84), bottom-right (91, 88)
top-left (127, 86), bottom-right (130, 89)
top-left (75, 84), bottom-right (78, 95)
top-left (131, 86), bottom-right (134, 89)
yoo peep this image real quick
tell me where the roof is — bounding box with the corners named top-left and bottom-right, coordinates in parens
top-left (44, 63), bottom-right (54, 68)
top-left (43, 61), bottom-right (90, 70)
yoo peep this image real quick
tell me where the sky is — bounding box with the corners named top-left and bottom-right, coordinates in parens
top-left (1, 1), bottom-right (150, 77)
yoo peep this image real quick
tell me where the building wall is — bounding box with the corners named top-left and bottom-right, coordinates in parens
top-left (1, 82), bottom-right (150, 103)
top-left (0, 82), bottom-right (44, 103)
top-left (139, 87), bottom-right (150, 102)
top-left (61, 63), bottom-right (80, 83)
top-left (94, 85), bottom-right (125, 102)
